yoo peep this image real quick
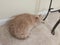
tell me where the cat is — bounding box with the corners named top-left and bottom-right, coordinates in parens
top-left (8, 13), bottom-right (44, 40)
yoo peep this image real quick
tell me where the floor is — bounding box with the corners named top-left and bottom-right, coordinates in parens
top-left (0, 12), bottom-right (60, 45)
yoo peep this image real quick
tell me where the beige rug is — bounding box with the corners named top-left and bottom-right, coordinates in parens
top-left (0, 12), bottom-right (60, 45)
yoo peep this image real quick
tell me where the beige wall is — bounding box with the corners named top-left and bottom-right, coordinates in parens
top-left (39, 0), bottom-right (60, 11)
top-left (0, 0), bottom-right (60, 19)
top-left (0, 0), bottom-right (36, 19)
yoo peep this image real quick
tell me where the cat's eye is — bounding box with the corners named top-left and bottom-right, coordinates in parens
top-left (35, 17), bottom-right (38, 19)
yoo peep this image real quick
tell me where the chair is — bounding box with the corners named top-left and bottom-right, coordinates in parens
top-left (43, 0), bottom-right (60, 35)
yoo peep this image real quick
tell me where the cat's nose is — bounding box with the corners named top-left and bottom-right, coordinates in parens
top-left (41, 20), bottom-right (45, 23)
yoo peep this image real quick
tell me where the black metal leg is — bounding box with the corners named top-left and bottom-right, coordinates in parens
top-left (43, 0), bottom-right (52, 21)
top-left (50, 9), bottom-right (60, 13)
top-left (51, 19), bottom-right (60, 35)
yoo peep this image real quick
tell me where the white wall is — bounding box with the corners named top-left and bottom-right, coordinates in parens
top-left (39, 0), bottom-right (60, 11)
top-left (0, 0), bottom-right (36, 19)
top-left (0, 0), bottom-right (60, 19)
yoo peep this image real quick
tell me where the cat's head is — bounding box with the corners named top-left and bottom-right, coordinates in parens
top-left (34, 15), bottom-right (44, 24)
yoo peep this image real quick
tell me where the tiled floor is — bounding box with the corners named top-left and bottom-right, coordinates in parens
top-left (0, 12), bottom-right (60, 45)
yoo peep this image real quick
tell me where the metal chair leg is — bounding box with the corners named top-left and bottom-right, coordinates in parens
top-left (51, 19), bottom-right (60, 35)
top-left (43, 0), bottom-right (52, 21)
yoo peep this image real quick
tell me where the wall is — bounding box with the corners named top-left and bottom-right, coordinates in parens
top-left (39, 0), bottom-right (60, 11)
top-left (0, 0), bottom-right (60, 19)
top-left (0, 0), bottom-right (36, 19)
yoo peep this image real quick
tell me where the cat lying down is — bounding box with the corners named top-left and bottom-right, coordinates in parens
top-left (8, 13), bottom-right (44, 40)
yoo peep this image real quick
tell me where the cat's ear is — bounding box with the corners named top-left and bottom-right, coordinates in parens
top-left (38, 15), bottom-right (43, 19)
top-left (39, 15), bottom-right (42, 17)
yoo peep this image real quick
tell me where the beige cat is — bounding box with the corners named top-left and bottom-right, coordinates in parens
top-left (8, 13), bottom-right (43, 40)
